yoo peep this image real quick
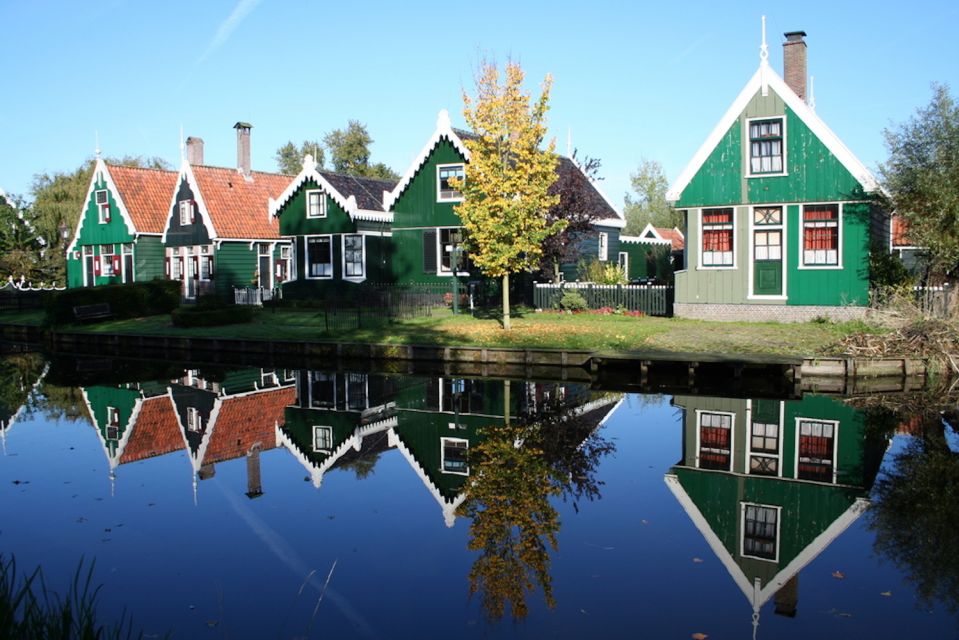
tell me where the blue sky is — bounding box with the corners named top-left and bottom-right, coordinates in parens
top-left (2, 1), bottom-right (957, 209)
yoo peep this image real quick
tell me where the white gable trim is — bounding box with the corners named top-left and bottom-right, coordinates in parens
top-left (66, 159), bottom-right (138, 254)
top-left (161, 159), bottom-right (218, 243)
top-left (666, 63), bottom-right (879, 203)
top-left (383, 109), bottom-right (471, 211)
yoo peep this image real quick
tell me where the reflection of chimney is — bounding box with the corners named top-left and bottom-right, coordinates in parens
top-left (198, 463), bottom-right (216, 480)
top-left (774, 575), bottom-right (799, 617)
top-left (186, 136), bottom-right (204, 165)
top-left (783, 31), bottom-right (808, 101)
top-left (246, 444), bottom-right (263, 499)
top-left (234, 122), bottom-right (252, 176)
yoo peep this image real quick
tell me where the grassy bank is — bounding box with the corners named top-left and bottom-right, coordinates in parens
top-left (36, 308), bottom-right (879, 358)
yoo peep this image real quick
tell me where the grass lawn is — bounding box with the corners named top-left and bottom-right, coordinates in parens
top-left (0, 309), bottom-right (47, 326)
top-left (56, 307), bottom-right (877, 357)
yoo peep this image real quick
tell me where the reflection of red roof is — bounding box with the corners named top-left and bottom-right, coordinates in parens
top-left (204, 387), bottom-right (296, 463)
top-left (119, 395), bottom-right (182, 464)
top-left (891, 214), bottom-right (913, 248)
top-left (655, 227), bottom-right (685, 251)
top-left (193, 166), bottom-right (291, 239)
top-left (108, 164), bottom-right (179, 234)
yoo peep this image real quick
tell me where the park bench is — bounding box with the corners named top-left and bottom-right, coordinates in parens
top-left (72, 303), bottom-right (114, 323)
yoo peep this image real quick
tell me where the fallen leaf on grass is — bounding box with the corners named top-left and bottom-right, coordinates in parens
top-left (832, 570), bottom-right (845, 579)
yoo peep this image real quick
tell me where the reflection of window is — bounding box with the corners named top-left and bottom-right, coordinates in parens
top-left (742, 504), bottom-right (779, 561)
top-left (307, 236), bottom-right (333, 278)
top-left (749, 421), bottom-right (780, 476)
top-left (441, 438), bottom-right (469, 475)
top-left (749, 118), bottom-right (784, 174)
top-left (309, 372), bottom-right (336, 408)
top-left (186, 407), bottom-right (202, 432)
top-left (437, 164), bottom-right (465, 201)
top-left (312, 426), bottom-right (333, 452)
top-left (802, 205), bottom-right (840, 266)
top-left (698, 411), bottom-right (732, 470)
top-left (701, 209), bottom-right (734, 267)
top-left (106, 406), bottom-right (120, 439)
top-left (306, 190), bottom-right (326, 218)
top-left (343, 234), bottom-right (364, 279)
top-left (345, 373), bottom-right (368, 411)
top-left (798, 419), bottom-right (836, 482)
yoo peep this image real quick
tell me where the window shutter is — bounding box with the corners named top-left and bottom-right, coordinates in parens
top-left (423, 229), bottom-right (437, 274)
top-left (112, 255), bottom-right (120, 274)
top-left (190, 201), bottom-right (196, 224)
top-left (178, 257), bottom-right (184, 280)
top-left (276, 260), bottom-right (284, 282)
top-left (192, 256), bottom-right (199, 280)
top-left (165, 257), bottom-right (170, 276)
top-left (94, 256), bottom-right (101, 276)
top-left (102, 204), bottom-right (111, 222)
top-left (207, 257), bottom-right (215, 278)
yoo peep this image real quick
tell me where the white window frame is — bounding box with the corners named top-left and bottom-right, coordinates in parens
top-left (305, 235), bottom-right (334, 280)
top-left (598, 232), bottom-right (609, 261)
top-left (278, 243), bottom-right (293, 282)
top-left (740, 503), bottom-right (782, 563)
top-left (436, 227), bottom-right (469, 276)
top-left (794, 417), bottom-right (839, 484)
top-left (745, 116), bottom-right (788, 178)
top-left (440, 437), bottom-right (470, 476)
top-left (120, 242), bottom-right (135, 283)
top-left (694, 409), bottom-right (735, 471)
top-left (306, 189), bottom-right (327, 218)
top-left (312, 425), bottom-right (333, 452)
top-left (745, 399), bottom-right (784, 477)
top-left (178, 200), bottom-right (192, 226)
top-left (186, 406), bottom-right (202, 432)
top-left (436, 163), bottom-right (465, 203)
top-left (96, 190), bottom-right (110, 224)
top-left (100, 244), bottom-right (115, 277)
top-left (617, 251), bottom-right (629, 274)
top-left (747, 205), bottom-right (787, 300)
top-left (798, 202), bottom-right (843, 270)
top-left (341, 234), bottom-right (366, 282)
top-left (698, 208), bottom-right (737, 270)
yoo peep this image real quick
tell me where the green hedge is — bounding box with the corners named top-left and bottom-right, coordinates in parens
top-left (45, 280), bottom-right (181, 324)
top-left (171, 305), bottom-right (255, 328)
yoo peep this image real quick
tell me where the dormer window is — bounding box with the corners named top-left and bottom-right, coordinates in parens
top-left (179, 200), bottom-right (193, 226)
top-left (96, 190), bottom-right (110, 223)
top-left (437, 164), bottom-right (465, 202)
top-left (748, 117), bottom-right (785, 175)
top-left (306, 190), bottom-right (326, 218)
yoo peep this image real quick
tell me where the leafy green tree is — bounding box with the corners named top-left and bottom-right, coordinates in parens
top-left (323, 121), bottom-right (399, 180)
top-left (623, 158), bottom-right (681, 234)
top-left (274, 140), bottom-right (324, 175)
top-left (0, 193), bottom-right (48, 283)
top-left (456, 60), bottom-right (562, 330)
top-left (880, 83), bottom-right (959, 278)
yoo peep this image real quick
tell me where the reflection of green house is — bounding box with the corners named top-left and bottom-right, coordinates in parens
top-left (665, 393), bottom-right (886, 625)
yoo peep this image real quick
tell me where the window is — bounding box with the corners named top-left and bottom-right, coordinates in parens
top-left (617, 251), bottom-right (629, 274)
top-left (742, 504), bottom-right (779, 561)
top-left (749, 421), bottom-right (779, 476)
top-left (186, 407), bottom-right (202, 432)
top-left (100, 245), bottom-right (115, 277)
top-left (199, 254), bottom-right (212, 280)
top-left (701, 209), bottom-right (734, 267)
top-left (437, 164), bottom-right (465, 201)
top-left (96, 190), bottom-right (110, 223)
top-left (121, 243), bottom-right (134, 283)
top-left (441, 438), bottom-right (469, 475)
top-left (438, 228), bottom-right (466, 274)
top-left (306, 236), bottom-right (333, 278)
top-left (698, 411), bottom-right (732, 470)
top-left (277, 244), bottom-right (292, 282)
top-left (598, 232), bottom-right (609, 261)
top-left (343, 234), bottom-right (364, 279)
top-left (749, 118), bottom-right (784, 174)
top-left (306, 190), bottom-right (326, 218)
top-left (802, 204), bottom-right (840, 266)
top-left (309, 372), bottom-right (336, 408)
top-left (798, 419), bottom-right (836, 482)
top-left (312, 426), bottom-right (333, 452)
top-left (106, 406), bottom-right (120, 439)
top-left (179, 200), bottom-right (192, 226)
top-left (170, 252), bottom-right (182, 280)
top-left (345, 373), bottom-right (368, 410)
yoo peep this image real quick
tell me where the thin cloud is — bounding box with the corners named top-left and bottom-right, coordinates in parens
top-left (197, 0), bottom-right (263, 65)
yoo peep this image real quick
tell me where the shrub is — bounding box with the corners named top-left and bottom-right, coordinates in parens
top-left (45, 279), bottom-right (181, 325)
top-left (577, 258), bottom-right (628, 285)
top-left (171, 305), bottom-right (255, 328)
top-left (558, 290), bottom-right (588, 312)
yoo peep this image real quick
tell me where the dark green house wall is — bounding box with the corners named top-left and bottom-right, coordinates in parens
top-left (618, 242), bottom-right (672, 281)
top-left (67, 173), bottom-right (135, 288)
top-left (213, 242), bottom-right (257, 298)
top-left (135, 236), bottom-right (165, 282)
top-left (164, 177), bottom-right (211, 248)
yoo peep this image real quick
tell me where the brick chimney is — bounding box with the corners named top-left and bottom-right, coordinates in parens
top-left (783, 31), bottom-right (807, 101)
top-left (185, 136), bottom-right (204, 165)
top-left (234, 121), bottom-right (252, 176)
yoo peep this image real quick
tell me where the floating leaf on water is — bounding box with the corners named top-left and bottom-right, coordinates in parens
top-left (691, 633), bottom-right (709, 640)
top-left (692, 557), bottom-right (704, 563)
top-left (832, 570), bottom-right (845, 579)
top-left (881, 591), bottom-right (892, 597)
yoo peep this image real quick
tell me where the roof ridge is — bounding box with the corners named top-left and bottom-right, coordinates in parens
top-left (105, 162), bottom-right (177, 175)
top-left (191, 163), bottom-right (294, 178)
top-left (318, 168), bottom-right (396, 186)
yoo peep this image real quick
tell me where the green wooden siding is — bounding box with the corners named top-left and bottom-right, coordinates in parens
top-left (674, 206), bottom-right (753, 304)
top-left (74, 174), bottom-right (135, 248)
top-left (618, 242), bottom-right (672, 281)
top-left (135, 236), bottom-right (165, 281)
top-left (278, 180), bottom-right (357, 236)
top-left (84, 385), bottom-right (140, 458)
top-left (213, 242), bottom-right (257, 297)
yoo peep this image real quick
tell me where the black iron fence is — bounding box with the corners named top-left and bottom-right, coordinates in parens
top-left (534, 282), bottom-right (674, 316)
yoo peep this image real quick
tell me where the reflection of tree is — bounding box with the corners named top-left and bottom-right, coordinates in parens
top-left (35, 384), bottom-right (88, 423)
top-left (0, 354), bottom-right (46, 423)
top-left (870, 414), bottom-right (959, 613)
top-left (460, 392), bottom-right (617, 620)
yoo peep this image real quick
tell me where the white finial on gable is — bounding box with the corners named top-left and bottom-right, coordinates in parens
top-left (760, 15), bottom-right (770, 96)
top-left (302, 153), bottom-right (317, 173)
top-left (808, 75), bottom-right (816, 111)
top-left (95, 130), bottom-right (101, 159)
top-left (437, 109), bottom-right (452, 132)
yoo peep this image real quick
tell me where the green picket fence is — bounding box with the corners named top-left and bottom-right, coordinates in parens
top-left (534, 283), bottom-right (674, 316)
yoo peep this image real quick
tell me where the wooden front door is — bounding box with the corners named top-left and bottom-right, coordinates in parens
top-left (753, 207), bottom-right (783, 296)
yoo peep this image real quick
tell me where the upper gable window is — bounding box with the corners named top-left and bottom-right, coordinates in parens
top-left (748, 118), bottom-right (785, 175)
top-left (306, 190), bottom-right (326, 218)
top-left (437, 164), bottom-right (465, 202)
top-left (178, 200), bottom-right (193, 226)
top-left (95, 190), bottom-right (111, 223)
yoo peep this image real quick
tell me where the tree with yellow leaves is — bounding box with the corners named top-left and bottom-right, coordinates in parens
top-left (456, 61), bottom-right (562, 330)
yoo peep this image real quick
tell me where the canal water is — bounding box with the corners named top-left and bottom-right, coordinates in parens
top-left (0, 352), bottom-right (955, 638)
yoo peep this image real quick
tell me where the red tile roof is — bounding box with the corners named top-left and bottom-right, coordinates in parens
top-left (119, 395), bottom-right (183, 464)
top-left (192, 166), bottom-right (292, 239)
top-left (891, 214), bottom-right (913, 248)
top-left (204, 386), bottom-right (296, 463)
top-left (655, 227), bottom-right (685, 251)
top-left (107, 164), bottom-right (179, 234)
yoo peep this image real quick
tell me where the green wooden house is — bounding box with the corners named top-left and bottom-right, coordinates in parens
top-left (385, 110), bottom-right (626, 288)
top-left (269, 155), bottom-right (396, 298)
top-left (666, 393), bottom-right (887, 626)
top-left (666, 30), bottom-right (885, 321)
top-left (617, 224), bottom-right (684, 283)
top-left (161, 127), bottom-right (292, 301)
top-left (66, 158), bottom-right (177, 288)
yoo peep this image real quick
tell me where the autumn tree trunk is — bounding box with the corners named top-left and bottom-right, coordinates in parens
top-left (502, 273), bottom-right (511, 331)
